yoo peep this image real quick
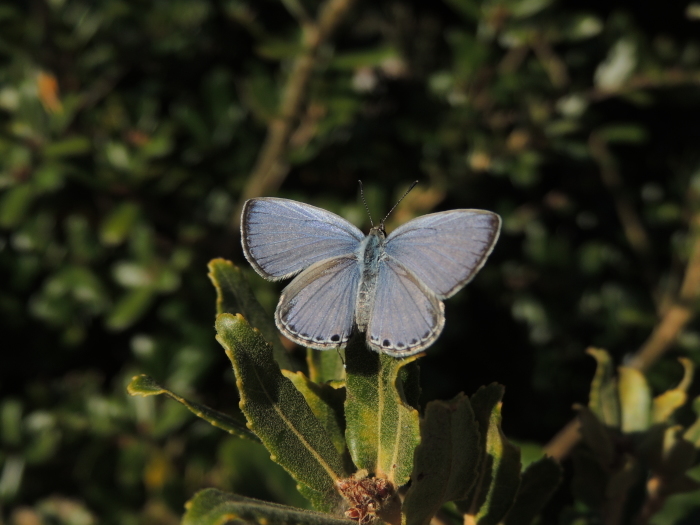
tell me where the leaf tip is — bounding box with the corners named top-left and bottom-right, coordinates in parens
top-left (127, 374), bottom-right (164, 397)
top-left (215, 312), bottom-right (247, 331)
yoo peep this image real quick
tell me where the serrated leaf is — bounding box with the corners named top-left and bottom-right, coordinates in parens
top-left (208, 258), bottom-right (294, 371)
top-left (307, 348), bottom-right (345, 384)
top-left (459, 384), bottom-right (521, 525)
top-left (282, 370), bottom-right (348, 458)
top-left (574, 404), bottom-right (615, 468)
top-left (183, 489), bottom-right (353, 525)
top-left (587, 348), bottom-right (620, 427)
top-left (344, 337), bottom-right (420, 486)
top-left (215, 314), bottom-right (348, 507)
top-left (502, 456), bottom-right (562, 525)
top-left (403, 394), bottom-right (481, 525)
top-left (127, 374), bottom-right (258, 441)
top-left (618, 367), bottom-right (651, 433)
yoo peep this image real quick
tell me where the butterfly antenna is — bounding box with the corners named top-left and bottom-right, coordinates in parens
top-left (358, 180), bottom-right (374, 227)
top-left (380, 180), bottom-right (419, 226)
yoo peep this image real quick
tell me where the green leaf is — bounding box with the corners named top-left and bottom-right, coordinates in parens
top-left (127, 374), bottom-right (258, 441)
top-left (99, 202), bottom-right (140, 246)
top-left (281, 370), bottom-right (348, 458)
top-left (403, 394), bottom-right (481, 525)
top-left (502, 456), bottom-right (561, 525)
top-left (459, 384), bottom-right (521, 525)
top-left (42, 136), bottom-right (91, 158)
top-left (208, 258), bottom-right (295, 371)
top-left (344, 337), bottom-right (421, 486)
top-left (510, 0), bottom-right (554, 18)
top-left (618, 367), bottom-right (651, 433)
top-left (215, 314), bottom-right (348, 508)
top-left (183, 489), bottom-right (354, 525)
top-left (105, 288), bottom-right (155, 331)
top-left (587, 348), bottom-right (620, 427)
top-left (0, 183), bottom-right (34, 228)
top-left (307, 349), bottom-right (345, 384)
top-left (653, 358), bottom-right (694, 424)
top-left (330, 47), bottom-right (399, 70)
top-left (597, 124), bottom-right (649, 144)
top-left (256, 38), bottom-right (304, 60)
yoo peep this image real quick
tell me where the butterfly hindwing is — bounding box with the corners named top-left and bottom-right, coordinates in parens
top-left (241, 198), bottom-right (364, 280)
top-left (276, 255), bottom-right (360, 349)
top-left (384, 210), bottom-right (501, 299)
top-left (366, 255), bottom-right (444, 356)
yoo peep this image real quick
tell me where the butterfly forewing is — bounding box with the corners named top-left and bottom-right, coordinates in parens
top-left (366, 256), bottom-right (444, 356)
top-left (276, 255), bottom-right (360, 349)
top-left (384, 210), bottom-right (501, 299)
top-left (241, 198), bottom-right (364, 280)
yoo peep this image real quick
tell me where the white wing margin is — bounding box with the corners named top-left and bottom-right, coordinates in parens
top-left (241, 198), bottom-right (364, 280)
top-left (384, 209), bottom-right (501, 299)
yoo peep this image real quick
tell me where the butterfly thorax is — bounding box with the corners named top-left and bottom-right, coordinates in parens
top-left (355, 227), bottom-right (387, 331)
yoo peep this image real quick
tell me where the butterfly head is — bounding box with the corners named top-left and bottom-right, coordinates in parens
top-left (369, 223), bottom-right (387, 239)
top-left (359, 180), bottom-right (417, 240)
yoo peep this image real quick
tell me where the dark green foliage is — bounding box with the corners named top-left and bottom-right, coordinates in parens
top-left (3, 0), bottom-right (700, 523)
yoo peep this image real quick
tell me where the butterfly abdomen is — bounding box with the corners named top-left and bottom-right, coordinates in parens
top-left (355, 228), bottom-right (386, 332)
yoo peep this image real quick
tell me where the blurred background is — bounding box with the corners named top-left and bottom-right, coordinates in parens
top-left (2, 0), bottom-right (700, 523)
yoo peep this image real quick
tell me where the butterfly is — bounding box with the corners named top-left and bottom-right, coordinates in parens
top-left (240, 193), bottom-right (501, 357)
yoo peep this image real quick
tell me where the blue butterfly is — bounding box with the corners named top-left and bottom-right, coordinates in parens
top-left (240, 194), bottom-right (501, 356)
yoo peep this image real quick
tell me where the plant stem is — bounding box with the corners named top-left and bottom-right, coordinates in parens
top-left (232, 0), bottom-right (356, 229)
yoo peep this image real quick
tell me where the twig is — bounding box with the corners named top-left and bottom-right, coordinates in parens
top-left (544, 207), bottom-right (700, 461)
top-left (530, 35), bottom-right (569, 89)
top-left (627, 211), bottom-right (700, 370)
top-left (232, 0), bottom-right (356, 229)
